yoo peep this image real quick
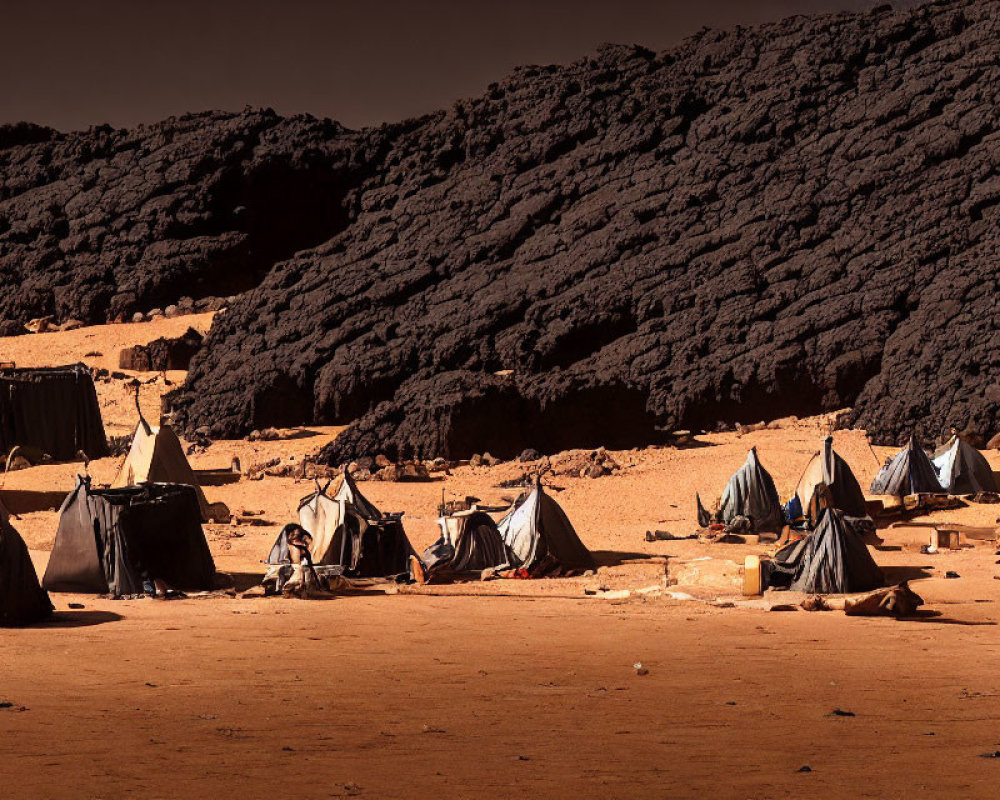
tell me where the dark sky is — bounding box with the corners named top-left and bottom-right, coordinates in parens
top-left (3, 0), bottom-right (917, 132)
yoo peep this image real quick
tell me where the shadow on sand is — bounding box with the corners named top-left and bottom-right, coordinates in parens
top-left (3, 489), bottom-right (68, 515)
top-left (899, 610), bottom-right (997, 626)
top-left (43, 610), bottom-right (124, 628)
top-left (881, 565), bottom-right (935, 583)
top-left (592, 550), bottom-right (665, 568)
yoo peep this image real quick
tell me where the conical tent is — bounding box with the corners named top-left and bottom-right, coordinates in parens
top-left (719, 448), bottom-right (783, 532)
top-left (497, 481), bottom-right (595, 573)
top-left (423, 510), bottom-right (514, 578)
top-left (932, 437), bottom-right (998, 495)
top-left (43, 478), bottom-right (216, 597)
top-left (1, 512), bottom-right (52, 626)
top-left (275, 471), bottom-right (415, 578)
top-left (870, 436), bottom-right (943, 496)
top-left (0, 363), bottom-right (108, 460)
top-left (113, 420), bottom-right (221, 521)
top-left (769, 508), bottom-right (883, 594)
top-left (795, 436), bottom-right (868, 521)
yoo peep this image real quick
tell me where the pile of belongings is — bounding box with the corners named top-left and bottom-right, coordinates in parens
top-left (0, 363), bottom-right (108, 461)
top-left (496, 479), bottom-right (595, 577)
top-left (763, 504), bottom-right (883, 594)
top-left (419, 509), bottom-right (515, 583)
top-left (785, 437), bottom-right (874, 537)
top-left (932, 436), bottom-right (999, 495)
top-left (113, 412), bottom-right (230, 522)
top-left (264, 471), bottom-right (418, 593)
top-left (697, 447), bottom-right (783, 535)
top-left (0, 509), bottom-right (52, 626)
top-left (43, 477), bottom-right (216, 598)
top-left (870, 436), bottom-right (944, 496)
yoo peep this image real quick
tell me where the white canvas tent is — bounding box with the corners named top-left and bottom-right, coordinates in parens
top-left (113, 420), bottom-right (228, 522)
top-left (932, 436), bottom-right (998, 494)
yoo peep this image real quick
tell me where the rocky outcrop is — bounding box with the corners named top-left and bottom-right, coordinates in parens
top-left (4, 1), bottom-right (1000, 456)
top-left (0, 111), bottom-right (367, 334)
top-left (119, 327), bottom-right (204, 371)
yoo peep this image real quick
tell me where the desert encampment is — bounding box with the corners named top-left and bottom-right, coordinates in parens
top-left (5, 1), bottom-right (1000, 797)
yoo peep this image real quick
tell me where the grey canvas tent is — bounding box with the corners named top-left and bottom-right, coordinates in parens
top-left (795, 437), bottom-right (869, 523)
top-left (43, 478), bottom-right (215, 597)
top-left (1, 512), bottom-right (52, 626)
top-left (870, 436), bottom-right (943, 496)
top-left (932, 437), bottom-right (998, 495)
top-left (718, 448), bottom-right (783, 532)
top-left (766, 507), bottom-right (883, 594)
top-left (422, 510), bottom-right (514, 579)
top-left (0, 364), bottom-right (108, 460)
top-left (270, 472), bottom-right (416, 578)
top-left (497, 480), bottom-right (595, 574)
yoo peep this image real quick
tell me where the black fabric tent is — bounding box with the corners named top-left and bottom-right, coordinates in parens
top-left (766, 508), bottom-right (883, 594)
top-left (795, 436), bottom-right (869, 523)
top-left (1, 514), bottom-right (52, 626)
top-left (870, 436), bottom-right (943, 496)
top-left (497, 480), bottom-right (595, 574)
top-left (277, 476), bottom-right (417, 578)
top-left (0, 364), bottom-right (108, 461)
top-left (422, 510), bottom-right (514, 579)
top-left (932, 437), bottom-right (999, 495)
top-left (718, 448), bottom-right (783, 532)
top-left (43, 478), bottom-right (215, 596)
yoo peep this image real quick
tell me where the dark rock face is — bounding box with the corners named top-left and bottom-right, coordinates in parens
top-left (0, 110), bottom-right (365, 332)
top-left (119, 327), bottom-right (204, 371)
top-left (6, 1), bottom-right (1000, 457)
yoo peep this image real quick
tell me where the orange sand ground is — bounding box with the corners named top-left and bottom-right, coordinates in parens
top-left (2, 316), bottom-right (999, 799)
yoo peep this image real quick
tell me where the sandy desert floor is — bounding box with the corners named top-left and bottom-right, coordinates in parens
top-left (2, 315), bottom-right (1000, 799)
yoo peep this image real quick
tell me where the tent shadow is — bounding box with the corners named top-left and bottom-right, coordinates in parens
top-left (592, 550), bottom-right (664, 568)
top-left (3, 489), bottom-right (68, 515)
top-left (222, 572), bottom-right (264, 592)
top-left (882, 565), bottom-right (935, 583)
top-left (44, 610), bottom-right (123, 627)
top-left (899, 610), bottom-right (997, 626)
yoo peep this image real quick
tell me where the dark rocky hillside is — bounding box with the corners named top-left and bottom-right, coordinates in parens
top-left (3, 0), bottom-right (999, 457)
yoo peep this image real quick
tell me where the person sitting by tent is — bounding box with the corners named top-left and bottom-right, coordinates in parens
top-left (262, 523), bottom-right (328, 596)
top-left (1, 511), bottom-right (53, 626)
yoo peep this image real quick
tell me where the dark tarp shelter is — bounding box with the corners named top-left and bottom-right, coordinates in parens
top-left (0, 364), bottom-right (108, 461)
top-left (276, 473), bottom-right (416, 578)
top-left (795, 436), bottom-right (869, 524)
top-left (870, 436), bottom-right (943, 496)
top-left (932, 437), bottom-right (999, 495)
top-left (766, 507), bottom-right (883, 594)
top-left (497, 480), bottom-right (595, 574)
top-left (718, 448), bottom-right (783, 532)
top-left (43, 478), bottom-right (215, 596)
top-left (422, 510), bottom-right (514, 579)
top-left (1, 513), bottom-right (52, 626)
